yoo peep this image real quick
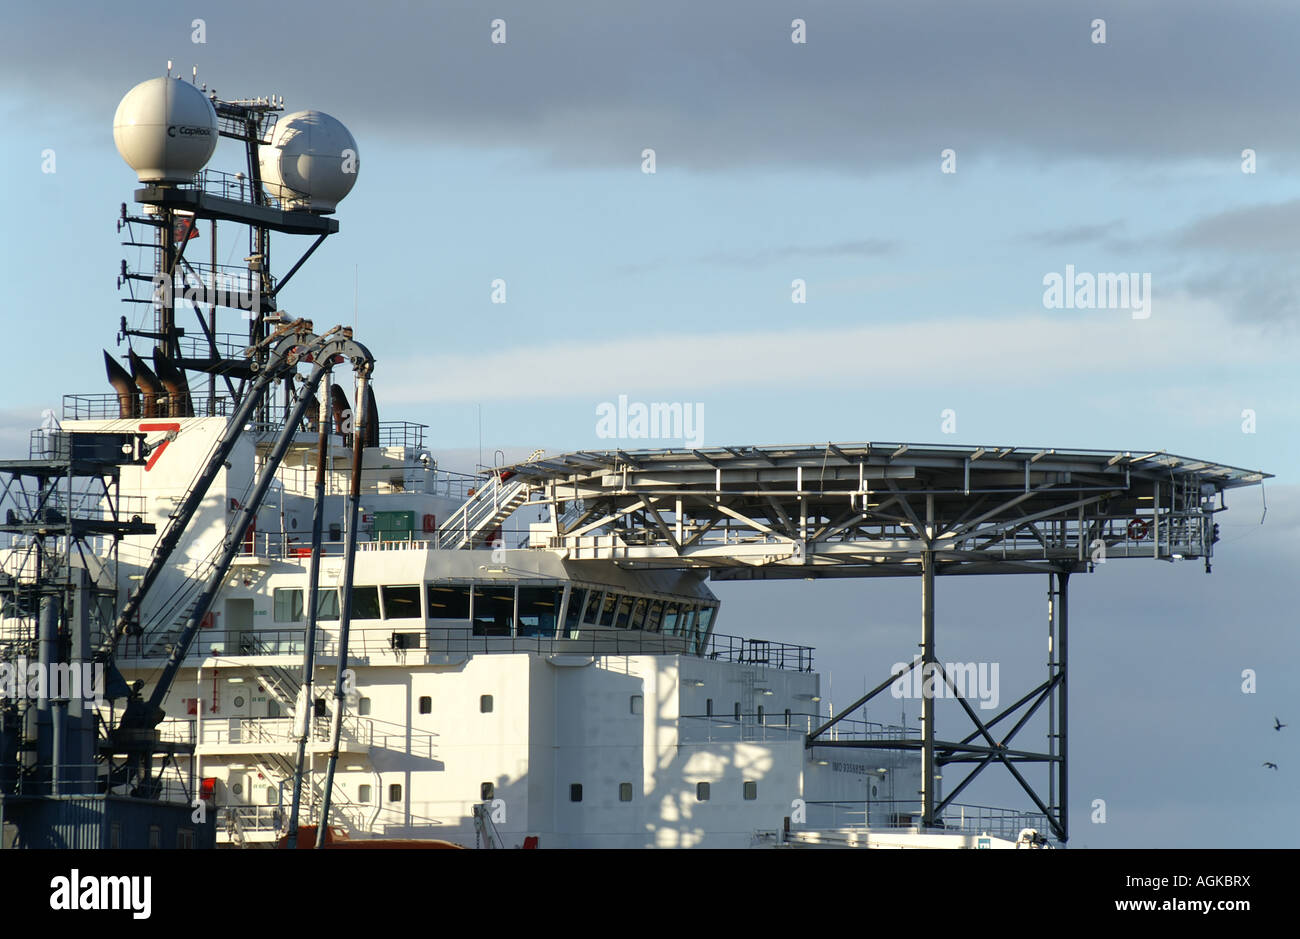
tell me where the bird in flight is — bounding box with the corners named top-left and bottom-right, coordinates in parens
top-left (1275, 717), bottom-right (1287, 731)
top-left (1263, 762), bottom-right (1279, 770)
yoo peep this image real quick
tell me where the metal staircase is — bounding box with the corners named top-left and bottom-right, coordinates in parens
top-left (437, 473), bottom-right (530, 550)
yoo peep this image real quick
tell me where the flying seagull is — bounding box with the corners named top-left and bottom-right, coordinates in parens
top-left (1263, 762), bottom-right (1278, 770)
top-left (1275, 717), bottom-right (1287, 731)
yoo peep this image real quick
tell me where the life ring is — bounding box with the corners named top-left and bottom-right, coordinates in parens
top-left (422, 513), bottom-right (437, 533)
top-left (1127, 518), bottom-right (1149, 541)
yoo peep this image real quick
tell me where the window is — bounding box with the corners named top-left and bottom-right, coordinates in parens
top-left (148, 825), bottom-right (161, 849)
top-left (177, 829), bottom-right (194, 849)
top-left (391, 632), bottom-right (420, 650)
top-left (628, 597), bottom-right (647, 630)
top-left (315, 588), bottom-right (340, 621)
top-left (352, 586), bottom-right (381, 619)
top-left (743, 781), bottom-right (758, 801)
top-left (481, 782), bottom-right (494, 800)
top-left (563, 588), bottom-right (586, 636)
top-left (358, 784), bottom-right (372, 803)
top-left (676, 607), bottom-right (697, 638)
top-left (734, 702), bottom-right (742, 722)
top-left (426, 583), bottom-right (471, 619)
top-left (358, 697), bottom-right (371, 716)
top-left (619, 783), bottom-right (633, 802)
top-left (757, 706), bottom-right (765, 724)
top-left (472, 586), bottom-right (515, 636)
top-left (630, 694), bottom-right (643, 715)
top-left (517, 586), bottom-right (562, 637)
top-left (417, 695), bottom-right (432, 714)
top-left (388, 783), bottom-right (402, 803)
top-left (570, 784), bottom-right (583, 802)
top-left (706, 698), bottom-right (713, 717)
top-left (266, 787), bottom-right (277, 805)
top-left (382, 585), bottom-right (421, 619)
top-left (480, 694), bottom-right (493, 713)
top-left (598, 592), bottom-right (618, 627)
top-left (661, 602), bottom-right (679, 634)
top-left (784, 708), bottom-right (791, 725)
top-left (273, 588), bottom-right (303, 623)
top-left (644, 599), bottom-right (664, 633)
top-left (313, 698), bottom-right (328, 718)
top-left (614, 594), bottom-right (634, 629)
top-left (583, 590), bottom-right (603, 625)
top-left (109, 823), bottom-right (121, 849)
top-left (696, 782), bottom-right (710, 801)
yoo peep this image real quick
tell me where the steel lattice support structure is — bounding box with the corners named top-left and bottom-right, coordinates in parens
top-left (479, 441), bottom-right (1268, 843)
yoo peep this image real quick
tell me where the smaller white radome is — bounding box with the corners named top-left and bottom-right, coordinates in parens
top-left (113, 77), bottom-right (218, 184)
top-left (259, 110), bottom-right (359, 213)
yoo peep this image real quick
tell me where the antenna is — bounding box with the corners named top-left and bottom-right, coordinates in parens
top-left (166, 60), bottom-right (172, 77)
top-left (192, 65), bottom-right (197, 84)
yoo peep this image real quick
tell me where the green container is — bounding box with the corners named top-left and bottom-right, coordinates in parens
top-left (373, 510), bottom-right (415, 541)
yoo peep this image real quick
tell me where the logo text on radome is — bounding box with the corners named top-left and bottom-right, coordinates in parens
top-left (1042, 265), bottom-right (1151, 319)
top-left (595, 394), bottom-right (704, 449)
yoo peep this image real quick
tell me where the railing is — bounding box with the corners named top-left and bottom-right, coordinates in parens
top-left (797, 800), bottom-right (1052, 842)
top-left (63, 392), bottom-right (236, 420)
top-left (160, 714), bottom-right (373, 747)
top-left (121, 626), bottom-right (816, 671)
top-left (680, 712), bottom-right (912, 743)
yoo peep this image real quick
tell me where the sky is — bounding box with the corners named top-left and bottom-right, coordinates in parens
top-left (0, 1), bottom-right (1295, 847)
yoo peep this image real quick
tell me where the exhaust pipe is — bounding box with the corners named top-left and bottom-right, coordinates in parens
top-left (128, 349), bottom-right (165, 419)
top-left (330, 384), bottom-right (352, 437)
top-left (153, 349), bottom-right (193, 418)
top-left (361, 382), bottom-right (379, 449)
top-left (305, 391), bottom-right (322, 432)
top-left (104, 351), bottom-right (140, 419)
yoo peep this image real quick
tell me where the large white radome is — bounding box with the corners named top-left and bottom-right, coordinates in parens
top-left (113, 77), bottom-right (218, 184)
top-left (259, 110), bottom-right (358, 213)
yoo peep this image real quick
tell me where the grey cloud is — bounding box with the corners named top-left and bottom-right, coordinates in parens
top-left (1022, 221), bottom-right (1127, 248)
top-left (7, 1), bottom-right (1300, 172)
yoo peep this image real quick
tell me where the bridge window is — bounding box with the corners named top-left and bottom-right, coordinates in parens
top-left (582, 590), bottom-right (603, 625)
top-left (661, 602), bottom-right (679, 634)
top-left (676, 607), bottom-right (697, 638)
top-left (273, 588), bottom-right (303, 623)
top-left (628, 597), bottom-right (648, 630)
top-left (472, 586), bottom-right (514, 636)
top-left (614, 594), bottom-right (634, 629)
top-left (598, 592), bottom-right (618, 627)
top-left (426, 584), bottom-right (470, 619)
top-left (382, 585), bottom-right (421, 619)
top-left (315, 589), bottom-right (340, 621)
top-left (352, 586), bottom-right (381, 619)
top-left (518, 586), bottom-right (562, 637)
top-left (644, 599), bottom-right (664, 633)
top-left (563, 588), bottom-right (586, 636)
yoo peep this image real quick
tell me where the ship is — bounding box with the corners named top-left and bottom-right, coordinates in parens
top-left (0, 72), bottom-right (1271, 850)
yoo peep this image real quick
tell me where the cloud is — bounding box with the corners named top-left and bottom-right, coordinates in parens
top-left (9, 1), bottom-right (1300, 172)
top-left (1021, 221), bottom-right (1127, 248)
top-left (377, 293), bottom-right (1282, 403)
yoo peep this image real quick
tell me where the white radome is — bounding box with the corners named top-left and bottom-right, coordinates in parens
top-left (113, 77), bottom-right (218, 184)
top-left (259, 110), bottom-right (359, 213)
